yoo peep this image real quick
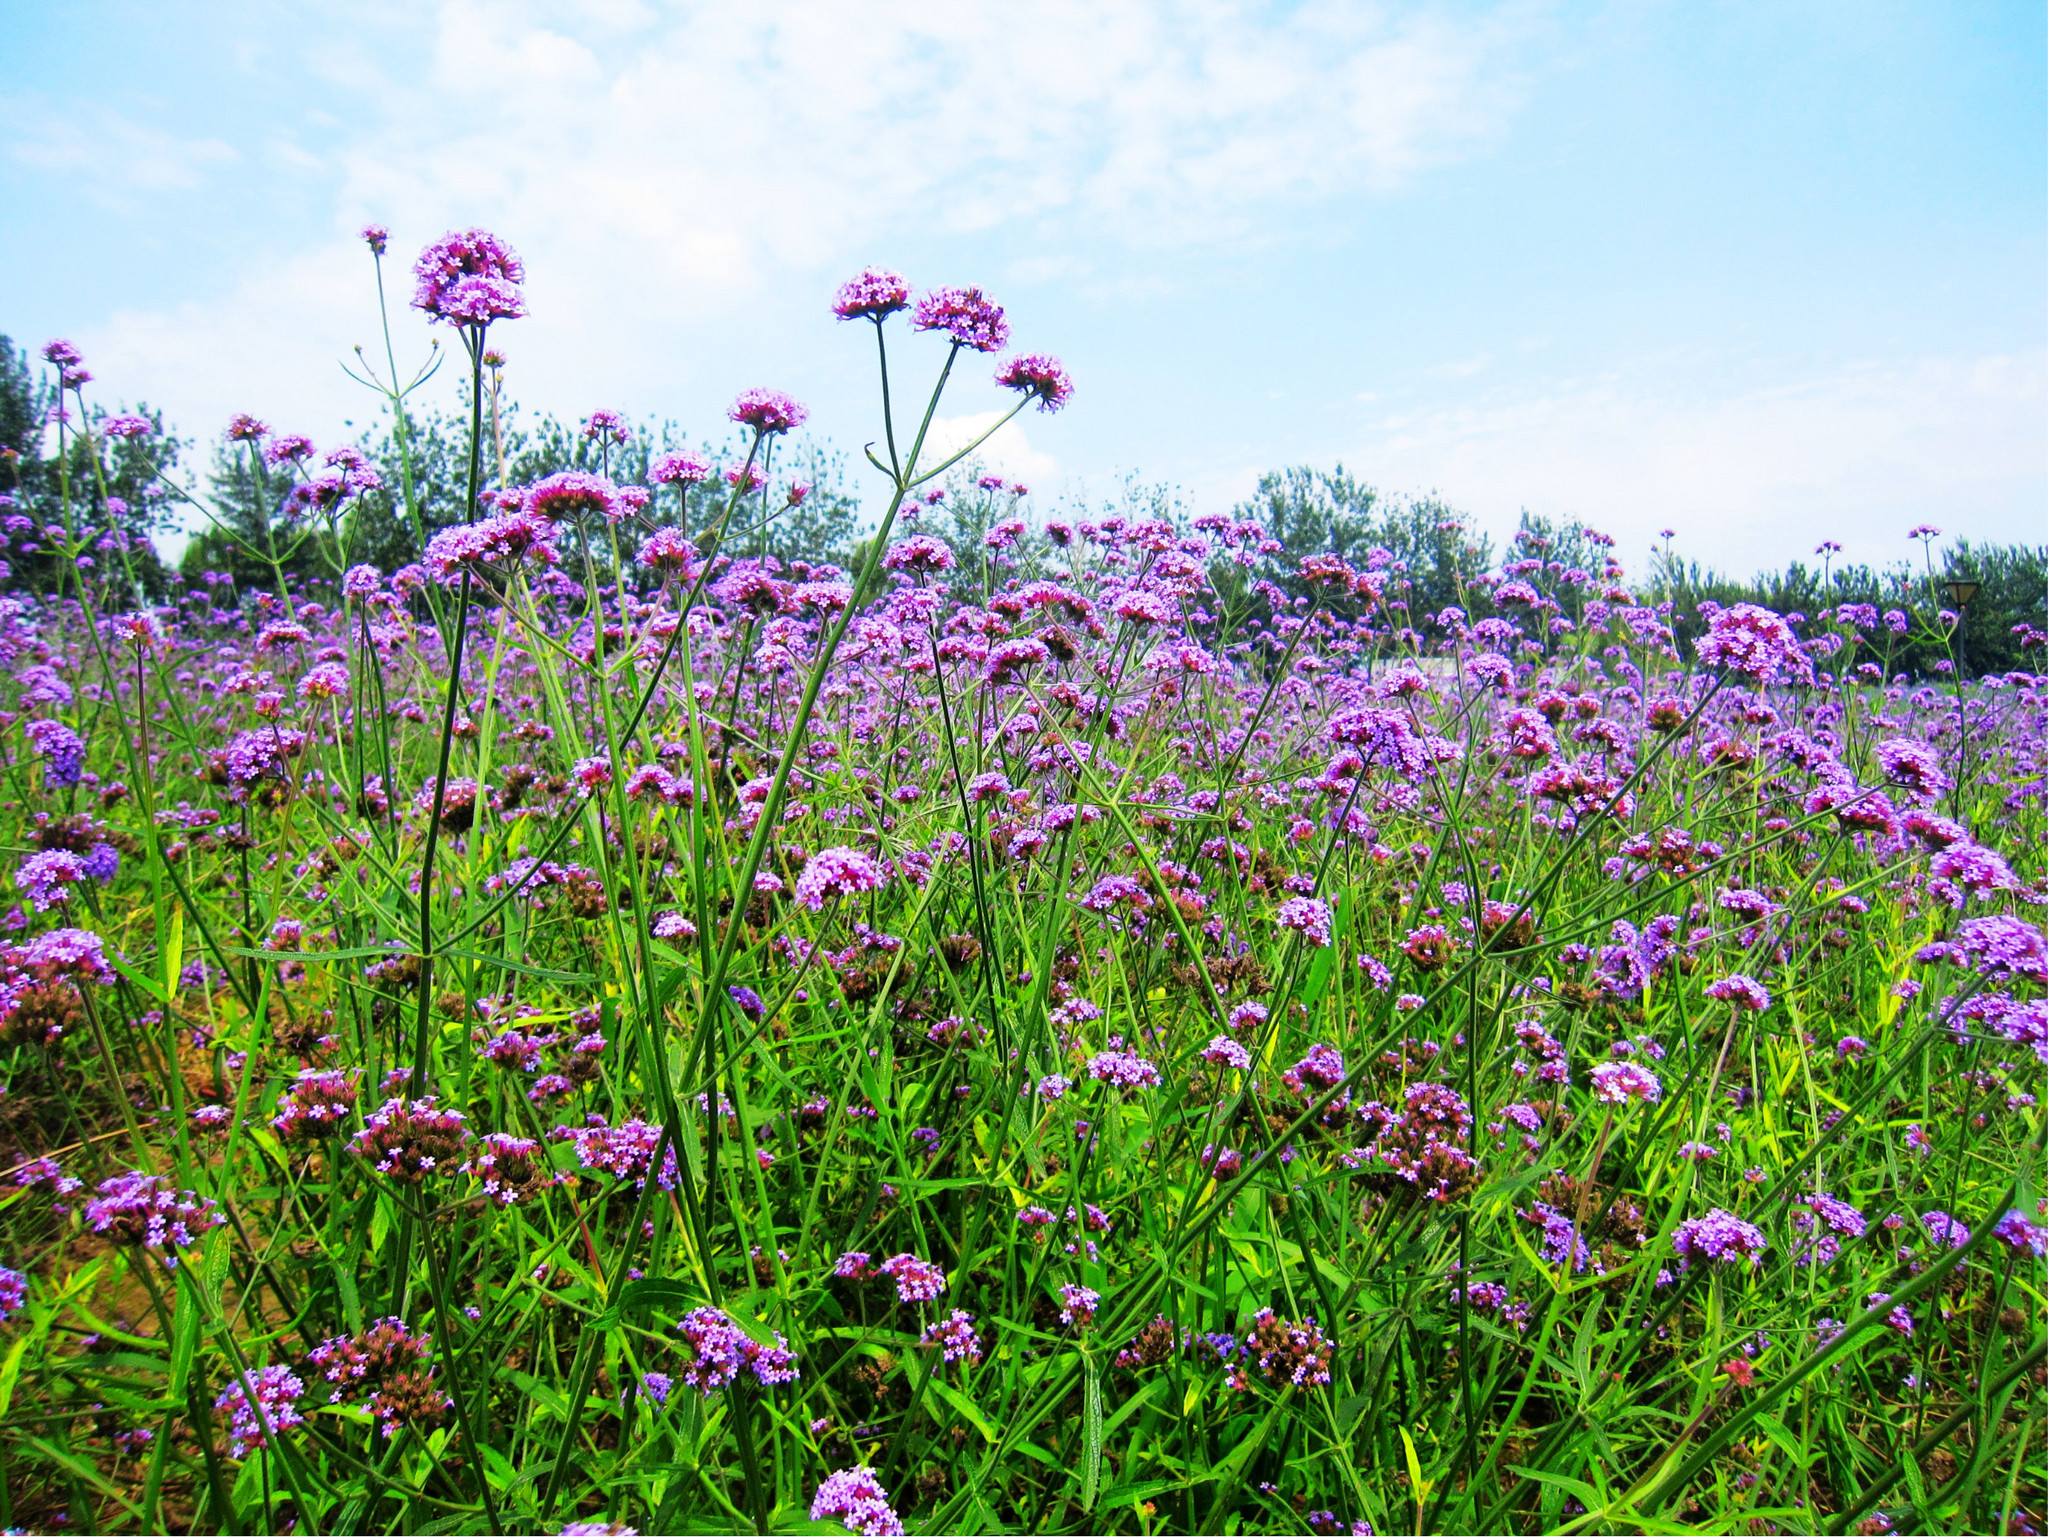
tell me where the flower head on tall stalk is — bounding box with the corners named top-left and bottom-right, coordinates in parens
top-left (411, 229), bottom-right (526, 328)
top-left (729, 388), bottom-right (808, 437)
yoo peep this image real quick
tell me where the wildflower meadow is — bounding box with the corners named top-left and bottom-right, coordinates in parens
top-left (0, 227), bottom-right (2042, 1536)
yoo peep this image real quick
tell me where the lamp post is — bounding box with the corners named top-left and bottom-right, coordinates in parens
top-left (1942, 577), bottom-right (1980, 679)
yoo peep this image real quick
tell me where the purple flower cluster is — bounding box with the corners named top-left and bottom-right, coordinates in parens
top-left (919, 1309), bottom-right (983, 1366)
top-left (795, 846), bottom-right (889, 911)
top-left (215, 1364), bottom-right (306, 1458)
top-left (810, 1467), bottom-right (905, 1536)
top-left (85, 1172), bottom-right (225, 1266)
top-left (24, 719), bottom-right (85, 788)
top-left (350, 1097), bottom-right (471, 1183)
top-left (1086, 1048), bottom-right (1161, 1090)
top-left (271, 1068), bottom-right (360, 1140)
top-left (675, 1305), bottom-right (799, 1394)
top-left (877, 1251), bottom-right (947, 1304)
top-left (1672, 1209), bottom-right (1768, 1269)
top-left (411, 228), bottom-right (526, 327)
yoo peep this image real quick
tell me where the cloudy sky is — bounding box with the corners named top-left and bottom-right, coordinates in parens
top-left (4, 0), bottom-right (2042, 575)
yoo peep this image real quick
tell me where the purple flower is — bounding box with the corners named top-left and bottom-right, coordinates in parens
top-left (18, 927), bottom-right (115, 984)
top-left (1991, 1210), bottom-right (2047, 1258)
top-left (16, 850), bottom-right (86, 911)
top-left (833, 267), bottom-right (911, 321)
top-left (728, 389), bottom-right (808, 436)
top-left (1695, 603), bottom-right (1810, 683)
top-left (795, 847), bottom-right (888, 911)
top-left (877, 1252), bottom-right (947, 1304)
top-left (995, 353), bottom-right (1073, 412)
top-left (24, 719), bottom-right (85, 788)
top-left (298, 662), bottom-right (349, 701)
top-left (558, 1117), bottom-right (677, 1190)
top-left (1921, 915), bottom-right (2048, 986)
top-left (1237, 1308), bottom-right (1334, 1387)
top-left (101, 414), bottom-right (153, 439)
top-left (1086, 1049), bottom-right (1161, 1090)
top-left (1590, 1060), bottom-right (1662, 1106)
top-left (675, 1305), bottom-right (798, 1393)
top-left (1703, 974), bottom-right (1772, 1012)
top-left (215, 1364), bottom-right (306, 1458)
top-left (1200, 1035), bottom-right (1252, 1072)
top-left (462, 1133), bottom-right (556, 1206)
top-left (1057, 1282), bottom-right (1101, 1326)
top-left (411, 228), bottom-right (526, 327)
top-left (422, 509), bottom-right (561, 581)
top-left (271, 1069), bottom-right (360, 1141)
top-left (919, 1309), bottom-right (982, 1366)
top-left (361, 224), bottom-right (389, 254)
top-left (913, 286), bottom-right (1010, 352)
top-left (350, 1098), bottom-right (470, 1184)
top-left (0, 1266), bottom-right (27, 1324)
top-left (881, 535), bottom-right (956, 575)
top-left (1079, 874), bottom-right (1150, 912)
top-left (1672, 1209), bottom-right (1768, 1269)
top-left (1791, 1192), bottom-right (1867, 1266)
top-left (1929, 842), bottom-right (2016, 897)
top-left (635, 527), bottom-right (702, 578)
top-left (1282, 1044), bottom-right (1346, 1096)
top-left (1276, 896), bottom-right (1334, 948)
top-left (1876, 738), bottom-right (1950, 801)
top-left (1323, 707), bottom-right (1432, 778)
top-left (582, 408), bottom-right (631, 445)
top-left (84, 1172), bottom-right (225, 1265)
top-left (650, 448), bottom-right (713, 486)
top-left (526, 471), bottom-right (622, 523)
top-left (810, 1467), bottom-right (904, 1537)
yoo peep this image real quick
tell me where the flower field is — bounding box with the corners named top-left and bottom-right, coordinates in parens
top-left (0, 231), bottom-right (2042, 1536)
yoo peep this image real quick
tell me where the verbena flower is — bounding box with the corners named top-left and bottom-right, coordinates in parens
top-left (795, 847), bottom-right (888, 910)
top-left (84, 1172), bottom-right (225, 1266)
top-left (919, 1309), bottom-right (982, 1366)
top-left (877, 1252), bottom-right (946, 1304)
top-left (1694, 602), bottom-right (1810, 682)
top-left (994, 353), bottom-right (1073, 412)
top-left (833, 268), bottom-right (911, 320)
top-left (1276, 896), bottom-right (1334, 947)
top-left (1672, 1209), bottom-right (1768, 1269)
top-left (810, 1467), bottom-right (904, 1537)
top-left (1704, 974), bottom-right (1772, 1012)
top-left (728, 389), bottom-right (808, 436)
top-left (913, 286), bottom-right (1009, 352)
top-left (675, 1305), bottom-right (798, 1393)
top-left (215, 1365), bottom-right (306, 1458)
top-left (411, 228), bottom-right (526, 327)
top-left (1590, 1060), bottom-right (1662, 1105)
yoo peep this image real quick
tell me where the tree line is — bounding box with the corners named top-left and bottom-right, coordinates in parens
top-left (3, 332), bottom-right (2040, 675)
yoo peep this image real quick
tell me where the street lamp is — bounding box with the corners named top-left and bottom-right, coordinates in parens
top-left (1942, 577), bottom-right (1980, 679)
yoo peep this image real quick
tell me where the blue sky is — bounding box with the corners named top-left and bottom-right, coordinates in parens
top-left (4, 0), bottom-right (2041, 576)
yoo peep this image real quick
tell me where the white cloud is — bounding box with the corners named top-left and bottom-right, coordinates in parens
top-left (2, 100), bottom-right (240, 200)
top-left (920, 411), bottom-right (1060, 487)
top-left (1350, 349), bottom-right (2048, 571)
top-left (58, 0), bottom-right (1539, 483)
top-left (1426, 352), bottom-right (1494, 380)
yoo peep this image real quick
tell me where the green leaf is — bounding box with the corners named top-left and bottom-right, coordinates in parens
top-left (0, 1334), bottom-right (31, 1421)
top-left (1082, 1356), bottom-right (1105, 1510)
top-left (930, 1379), bottom-right (999, 1444)
top-left (615, 1277), bottom-right (700, 1315)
